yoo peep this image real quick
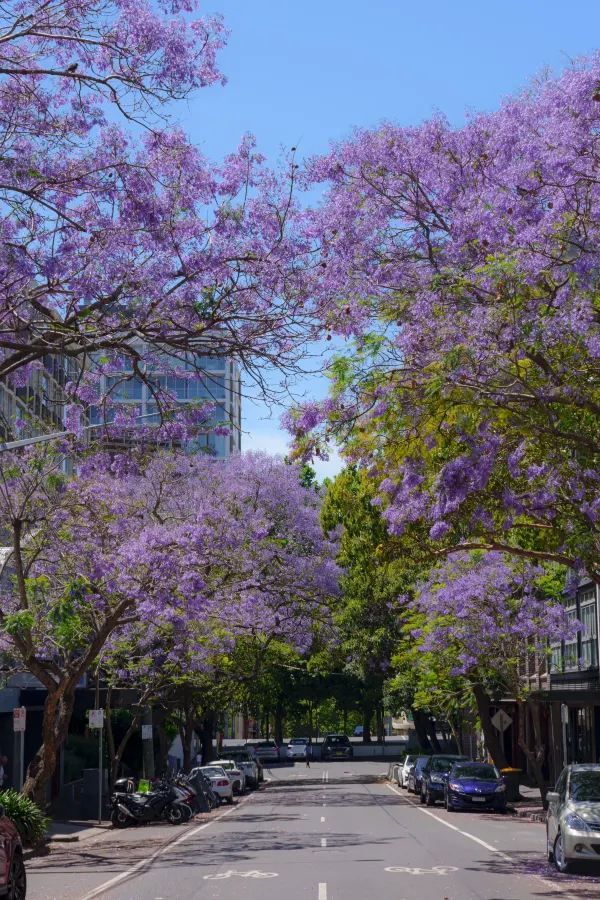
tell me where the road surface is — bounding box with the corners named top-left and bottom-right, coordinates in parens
top-left (27, 761), bottom-right (600, 899)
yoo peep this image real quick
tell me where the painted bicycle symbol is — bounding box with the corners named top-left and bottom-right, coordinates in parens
top-left (203, 869), bottom-right (279, 880)
top-left (385, 865), bottom-right (458, 876)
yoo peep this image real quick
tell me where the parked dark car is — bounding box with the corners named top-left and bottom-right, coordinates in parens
top-left (0, 803), bottom-right (26, 899)
top-left (420, 755), bottom-right (470, 805)
top-left (444, 762), bottom-right (507, 813)
top-left (407, 756), bottom-right (430, 794)
top-left (321, 734), bottom-right (353, 760)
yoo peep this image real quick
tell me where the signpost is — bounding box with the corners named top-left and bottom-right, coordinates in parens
top-left (12, 707), bottom-right (26, 790)
top-left (88, 709), bottom-right (104, 824)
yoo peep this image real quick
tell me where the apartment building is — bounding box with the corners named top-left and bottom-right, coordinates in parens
top-left (89, 348), bottom-right (242, 458)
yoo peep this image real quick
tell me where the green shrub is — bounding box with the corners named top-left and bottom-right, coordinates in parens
top-left (0, 790), bottom-right (49, 846)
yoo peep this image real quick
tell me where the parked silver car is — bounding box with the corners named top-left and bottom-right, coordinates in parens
top-left (547, 764), bottom-right (600, 872)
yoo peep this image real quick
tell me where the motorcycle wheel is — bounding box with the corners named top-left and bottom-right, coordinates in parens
top-left (166, 804), bottom-right (185, 825)
top-left (111, 808), bottom-right (131, 828)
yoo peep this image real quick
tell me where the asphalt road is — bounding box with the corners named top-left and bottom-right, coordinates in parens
top-left (26, 761), bottom-right (600, 900)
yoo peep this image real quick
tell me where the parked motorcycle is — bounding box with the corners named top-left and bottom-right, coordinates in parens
top-left (110, 779), bottom-right (191, 828)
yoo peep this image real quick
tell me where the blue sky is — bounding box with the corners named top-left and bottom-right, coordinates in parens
top-left (183, 0), bottom-right (600, 477)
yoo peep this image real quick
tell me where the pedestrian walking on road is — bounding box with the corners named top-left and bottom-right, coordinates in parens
top-left (305, 741), bottom-right (312, 768)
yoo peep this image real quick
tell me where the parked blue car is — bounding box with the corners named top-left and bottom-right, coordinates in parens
top-left (444, 762), bottom-right (507, 812)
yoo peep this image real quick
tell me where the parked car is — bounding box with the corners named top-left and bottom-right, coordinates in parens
top-left (218, 749), bottom-right (260, 788)
top-left (192, 766), bottom-right (234, 804)
top-left (420, 755), bottom-right (470, 806)
top-left (217, 760), bottom-right (246, 793)
top-left (246, 740), bottom-right (280, 763)
top-left (398, 755), bottom-right (417, 788)
top-left (444, 762), bottom-right (506, 812)
top-left (321, 734), bottom-right (353, 760)
top-left (407, 756), bottom-right (430, 794)
top-left (547, 764), bottom-right (600, 872)
top-left (0, 803), bottom-right (25, 899)
top-left (353, 726), bottom-right (364, 737)
top-left (287, 738), bottom-right (310, 759)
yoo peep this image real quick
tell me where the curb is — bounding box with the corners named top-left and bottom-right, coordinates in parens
top-left (509, 807), bottom-right (546, 824)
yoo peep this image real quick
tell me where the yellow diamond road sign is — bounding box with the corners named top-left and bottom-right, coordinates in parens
top-left (491, 709), bottom-right (512, 732)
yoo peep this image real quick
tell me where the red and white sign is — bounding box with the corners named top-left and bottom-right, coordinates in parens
top-left (88, 709), bottom-right (104, 729)
top-left (13, 707), bottom-right (26, 733)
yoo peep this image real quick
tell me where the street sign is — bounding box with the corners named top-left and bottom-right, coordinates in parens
top-left (13, 706), bottom-right (26, 732)
top-left (491, 709), bottom-right (512, 732)
top-left (88, 709), bottom-right (104, 729)
top-left (141, 724), bottom-right (153, 741)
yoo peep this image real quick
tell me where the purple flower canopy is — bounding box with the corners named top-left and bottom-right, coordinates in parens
top-left (412, 552), bottom-right (578, 676)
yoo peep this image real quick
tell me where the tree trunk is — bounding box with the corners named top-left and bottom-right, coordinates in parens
top-left (362, 705), bottom-right (373, 743)
top-left (517, 700), bottom-right (548, 806)
top-left (411, 708), bottom-right (432, 750)
top-left (471, 683), bottom-right (509, 769)
top-left (200, 713), bottom-right (215, 764)
top-left (425, 715), bottom-right (441, 752)
top-left (178, 706), bottom-right (195, 773)
top-left (22, 683), bottom-right (76, 806)
top-left (274, 700), bottom-right (284, 747)
top-left (155, 714), bottom-right (169, 776)
top-left (110, 711), bottom-right (142, 788)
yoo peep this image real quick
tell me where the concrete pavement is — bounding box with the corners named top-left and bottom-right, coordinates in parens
top-left (26, 761), bottom-right (600, 899)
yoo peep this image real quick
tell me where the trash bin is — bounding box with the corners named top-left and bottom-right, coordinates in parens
top-left (500, 767), bottom-right (522, 802)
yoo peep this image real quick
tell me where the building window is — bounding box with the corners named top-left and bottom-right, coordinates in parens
top-left (579, 588), bottom-right (598, 669)
top-left (563, 605), bottom-right (580, 671)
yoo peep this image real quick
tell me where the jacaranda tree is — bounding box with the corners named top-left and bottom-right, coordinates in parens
top-left (0, 449), bottom-right (339, 803)
top-left (289, 57), bottom-right (600, 583)
top-left (0, 0), bottom-right (318, 435)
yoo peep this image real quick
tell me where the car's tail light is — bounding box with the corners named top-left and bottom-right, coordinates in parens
top-left (217, 779), bottom-right (229, 787)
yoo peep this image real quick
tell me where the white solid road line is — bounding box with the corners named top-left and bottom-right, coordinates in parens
top-left (386, 784), bottom-right (512, 862)
top-left (79, 795), bottom-right (252, 900)
top-left (318, 883), bottom-right (327, 900)
top-left (386, 783), bottom-right (578, 900)
top-left (320, 816), bottom-right (325, 822)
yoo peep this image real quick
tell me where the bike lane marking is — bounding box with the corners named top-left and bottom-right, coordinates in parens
top-left (386, 783), bottom-right (578, 900)
top-left (318, 883), bottom-right (327, 900)
top-left (78, 792), bottom-right (255, 900)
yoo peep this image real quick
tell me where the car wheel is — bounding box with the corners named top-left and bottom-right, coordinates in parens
top-left (425, 787), bottom-right (434, 807)
top-left (7, 852), bottom-right (26, 900)
top-left (553, 832), bottom-right (572, 873)
top-left (227, 795), bottom-right (234, 805)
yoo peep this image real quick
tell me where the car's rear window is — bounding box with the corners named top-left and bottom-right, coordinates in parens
top-left (326, 736), bottom-right (349, 745)
top-left (290, 739), bottom-right (308, 745)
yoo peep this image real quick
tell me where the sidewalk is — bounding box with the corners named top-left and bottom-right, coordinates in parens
top-left (508, 783), bottom-right (546, 823)
top-left (24, 819), bottom-right (112, 860)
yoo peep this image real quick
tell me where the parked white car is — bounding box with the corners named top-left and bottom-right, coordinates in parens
top-left (217, 760), bottom-right (246, 793)
top-left (398, 755), bottom-right (417, 788)
top-left (194, 765), bottom-right (234, 804)
top-left (287, 738), bottom-right (309, 759)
